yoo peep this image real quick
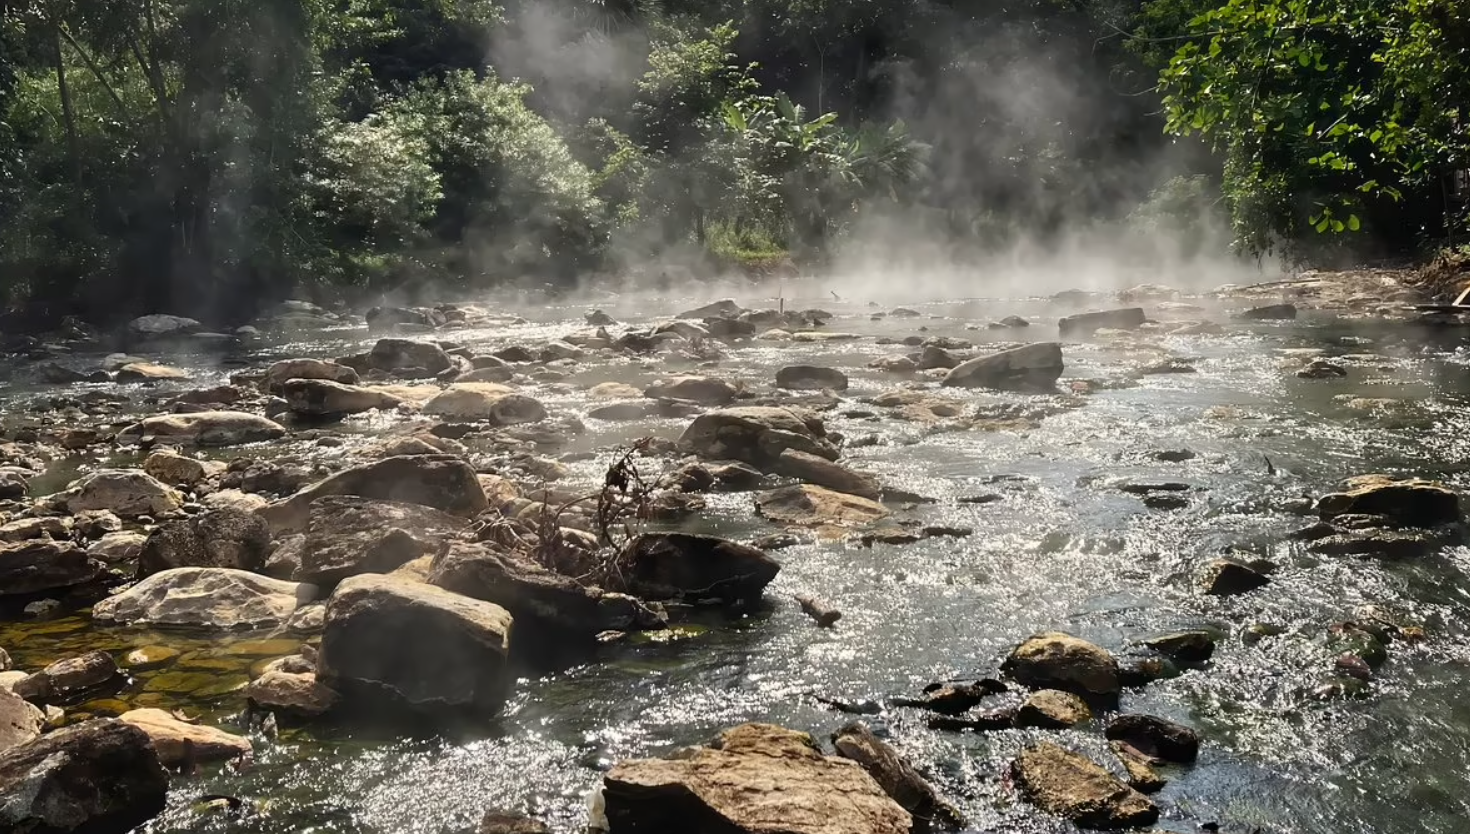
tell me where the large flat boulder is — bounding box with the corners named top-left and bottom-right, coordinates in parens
top-left (0, 719), bottom-right (169, 834)
top-left (292, 496), bottom-right (466, 586)
top-left (137, 508), bottom-right (272, 578)
top-left (1012, 742), bottom-right (1158, 829)
top-left (1057, 308), bottom-right (1146, 338)
top-left (422, 384), bottom-right (547, 424)
top-left (619, 533), bottom-right (779, 604)
top-left (770, 448), bottom-right (880, 499)
top-left (115, 411), bottom-right (287, 447)
top-left (755, 484), bottom-right (889, 530)
top-left (601, 723), bottom-right (911, 834)
top-left (679, 407), bottom-right (838, 467)
top-left (118, 708), bottom-right (251, 767)
top-left (63, 470), bottom-right (182, 518)
top-left (282, 379), bottom-right (404, 416)
top-left (0, 540), bottom-right (104, 596)
top-left (318, 574), bottom-right (513, 716)
top-left (93, 568), bottom-right (316, 631)
top-left (259, 454), bottom-right (488, 534)
top-left (1316, 475), bottom-right (1460, 527)
top-left (942, 343), bottom-right (1064, 390)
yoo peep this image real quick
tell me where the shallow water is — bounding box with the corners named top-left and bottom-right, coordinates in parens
top-left (6, 288), bottom-right (1470, 834)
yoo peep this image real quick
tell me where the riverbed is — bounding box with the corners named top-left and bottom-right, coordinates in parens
top-left (4, 281), bottom-right (1470, 834)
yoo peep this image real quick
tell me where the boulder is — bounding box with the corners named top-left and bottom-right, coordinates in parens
top-left (115, 362), bottom-right (189, 383)
top-left (1016, 689), bottom-right (1092, 729)
top-left (942, 343), bottom-right (1064, 390)
top-left (422, 384), bottom-right (548, 424)
top-left (260, 454), bottom-right (488, 533)
top-left (116, 411), bottom-right (287, 447)
top-left (367, 338), bottom-right (452, 376)
top-left (770, 449), bottom-right (881, 499)
top-left (1316, 475), bottom-right (1460, 528)
top-left (142, 450), bottom-right (216, 486)
top-left (0, 688), bottom-right (42, 753)
top-left (64, 470), bottom-right (182, 518)
top-left (644, 376), bottom-right (740, 405)
top-left (601, 723), bottom-right (910, 834)
top-left (93, 568), bottom-right (316, 631)
top-left (1239, 303), bottom-right (1297, 320)
top-left (1057, 308), bottom-right (1146, 337)
top-left (1012, 742), bottom-right (1159, 829)
top-left (916, 346), bottom-right (961, 371)
top-left (679, 407), bottom-right (839, 467)
top-left (0, 540), bottom-right (104, 595)
top-left (0, 517), bottom-right (70, 543)
top-left (118, 709), bottom-right (251, 767)
top-left (1002, 632), bottom-right (1121, 700)
top-left (366, 306), bottom-right (445, 332)
top-left (88, 532), bottom-right (147, 564)
top-left (283, 379), bottom-right (404, 416)
top-left (460, 364), bottom-right (514, 384)
top-left (478, 810), bottom-right (551, 834)
top-left (1104, 714), bottom-right (1200, 764)
top-left (1141, 630), bottom-right (1216, 663)
top-left (776, 365), bottom-right (849, 391)
top-left (244, 670), bottom-right (338, 718)
top-left (137, 508), bottom-right (273, 578)
top-left (263, 358), bottom-right (360, 392)
top-left (755, 484), bottom-right (889, 530)
top-left (830, 722), bottom-right (964, 830)
top-left (292, 496), bottom-right (466, 586)
top-left (428, 543), bottom-right (654, 642)
top-left (13, 651), bottom-right (120, 704)
top-left (1201, 559), bottom-right (1269, 596)
top-left (588, 402), bottom-right (655, 421)
top-left (619, 533), bottom-right (780, 603)
top-left (318, 573), bottom-right (513, 716)
top-left (128, 314), bottom-right (200, 339)
top-left (676, 299), bottom-right (746, 320)
top-left (0, 719), bottom-right (169, 833)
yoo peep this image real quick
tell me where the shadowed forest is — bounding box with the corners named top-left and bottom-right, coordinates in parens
top-left (3, 0), bottom-right (1469, 324)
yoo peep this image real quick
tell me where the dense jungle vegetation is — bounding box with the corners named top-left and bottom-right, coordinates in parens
top-left (2, 0), bottom-right (1469, 323)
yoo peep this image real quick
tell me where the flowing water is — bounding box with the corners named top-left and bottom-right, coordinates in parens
top-left (6, 286), bottom-right (1470, 834)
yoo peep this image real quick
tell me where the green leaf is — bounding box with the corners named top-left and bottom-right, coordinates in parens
top-left (1348, 214), bottom-right (1361, 231)
top-left (1315, 218), bottom-right (1331, 233)
top-left (1331, 219), bottom-right (1345, 232)
top-left (1298, 51), bottom-right (1312, 67)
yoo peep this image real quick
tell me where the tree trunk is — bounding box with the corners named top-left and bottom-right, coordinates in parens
top-left (52, 25), bottom-right (81, 189)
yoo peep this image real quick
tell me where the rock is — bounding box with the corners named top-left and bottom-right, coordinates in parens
top-left (115, 411), bottom-right (288, 447)
top-left (1142, 630), bottom-right (1216, 663)
top-left (770, 448), bottom-right (881, 499)
top-left (1002, 632), bottom-right (1121, 700)
top-left (942, 343), bottom-right (1064, 390)
top-left (13, 651), bottom-right (120, 704)
top-left (755, 484), bottom-right (889, 531)
top-left (680, 406), bottom-right (838, 467)
top-left (200, 489), bottom-right (269, 513)
top-left (1016, 689), bottom-right (1093, 729)
top-left (831, 722), bottom-right (964, 829)
top-left (1201, 559), bottom-right (1269, 596)
top-left (0, 540), bottom-right (104, 595)
top-left (263, 358), bottom-right (360, 392)
top-left (589, 381), bottom-right (643, 399)
top-left (137, 508), bottom-right (273, 577)
top-left (93, 568), bottom-right (315, 631)
top-left (283, 379), bottom-right (404, 416)
top-left (115, 362), bottom-right (189, 383)
top-left (366, 306), bottom-right (445, 332)
top-left (1297, 359), bottom-right (1348, 379)
top-left (1239, 303), bottom-right (1297, 320)
top-left (422, 384), bottom-right (547, 424)
top-left (88, 532), bottom-right (146, 564)
top-left (428, 543), bottom-right (654, 642)
top-left (318, 573), bottom-right (513, 717)
top-left (128, 314), bottom-right (200, 339)
top-left (366, 338), bottom-right (453, 376)
top-left (602, 723), bottom-right (911, 834)
top-left (992, 315), bottom-right (1031, 329)
top-left (677, 299), bottom-right (746, 320)
top-left (244, 670), bottom-right (338, 718)
top-left (0, 516), bottom-right (70, 542)
top-left (916, 346), bottom-right (961, 371)
top-left (261, 454), bottom-right (488, 533)
top-left (293, 496), bottom-right (465, 586)
top-left (117, 708), bottom-right (250, 766)
top-left (1110, 742), bottom-right (1167, 793)
top-left (142, 450), bottom-right (215, 486)
top-left (1317, 475), bottom-right (1460, 527)
top-left (893, 679), bottom-right (1005, 715)
top-left (0, 688), bottom-right (42, 753)
top-left (460, 364), bottom-right (514, 384)
top-left (776, 365), bottom-right (849, 391)
top-left (619, 533), bottom-right (780, 603)
top-left (63, 469), bottom-right (182, 518)
top-left (1104, 714), bottom-right (1200, 763)
top-left (589, 402), bottom-right (655, 421)
top-left (478, 810), bottom-right (551, 834)
top-left (1057, 308), bottom-right (1146, 337)
top-left (0, 718), bottom-right (169, 833)
top-left (1012, 742), bottom-right (1159, 829)
top-left (644, 376), bottom-right (740, 405)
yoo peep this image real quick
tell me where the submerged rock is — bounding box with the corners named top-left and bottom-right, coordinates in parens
top-left (776, 365), bottom-right (849, 391)
top-left (118, 708), bottom-right (251, 767)
top-left (1239, 303), bottom-right (1297, 320)
top-left (283, 379), bottom-right (404, 416)
top-left (116, 411), bottom-right (288, 447)
top-left (1012, 742), bottom-right (1159, 829)
top-left (63, 469), bottom-right (182, 518)
top-left (1057, 308), bottom-right (1146, 338)
top-left (137, 509), bottom-right (273, 578)
top-left (1201, 559), bottom-right (1270, 596)
top-left (93, 568), bottom-right (316, 631)
top-left (422, 384), bottom-right (547, 424)
top-left (0, 718), bottom-right (169, 833)
top-left (1316, 475), bottom-right (1460, 528)
top-left (1002, 632), bottom-right (1121, 700)
top-left (318, 573), bottom-right (513, 717)
top-left (620, 533), bottom-right (780, 604)
top-left (601, 723), bottom-right (911, 834)
top-left (755, 484), bottom-right (889, 530)
top-left (680, 407), bottom-right (838, 467)
top-left (942, 343), bottom-right (1064, 390)
top-left (261, 454), bottom-right (488, 533)
top-left (0, 540), bottom-right (104, 595)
